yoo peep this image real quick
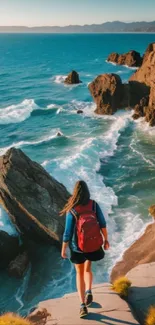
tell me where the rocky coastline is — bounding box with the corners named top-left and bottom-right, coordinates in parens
top-left (107, 50), bottom-right (142, 67)
top-left (89, 42), bottom-right (155, 126)
top-left (0, 42), bottom-right (155, 324)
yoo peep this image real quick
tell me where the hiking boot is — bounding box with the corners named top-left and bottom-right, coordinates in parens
top-left (85, 291), bottom-right (93, 307)
top-left (80, 305), bottom-right (88, 318)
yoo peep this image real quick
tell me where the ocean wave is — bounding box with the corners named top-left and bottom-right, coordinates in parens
top-left (134, 116), bottom-right (155, 137)
top-left (0, 99), bottom-right (38, 125)
top-left (53, 75), bottom-right (67, 84)
top-left (0, 130), bottom-right (64, 156)
top-left (129, 137), bottom-right (155, 167)
top-left (108, 211), bottom-right (151, 274)
top-left (69, 100), bottom-right (96, 116)
top-left (100, 110), bottom-right (132, 159)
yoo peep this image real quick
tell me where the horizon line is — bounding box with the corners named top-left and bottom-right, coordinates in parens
top-left (0, 20), bottom-right (155, 28)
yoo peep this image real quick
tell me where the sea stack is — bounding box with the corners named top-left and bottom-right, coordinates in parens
top-left (64, 70), bottom-right (81, 84)
top-left (89, 73), bottom-right (125, 115)
top-left (107, 50), bottom-right (142, 67)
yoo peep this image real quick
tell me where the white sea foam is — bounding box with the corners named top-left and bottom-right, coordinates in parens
top-left (106, 59), bottom-right (139, 70)
top-left (108, 212), bottom-right (152, 274)
top-left (117, 70), bottom-right (128, 74)
top-left (135, 116), bottom-right (155, 137)
top-left (100, 110), bottom-right (132, 159)
top-left (0, 130), bottom-right (61, 156)
top-left (130, 137), bottom-right (155, 167)
top-left (46, 103), bottom-right (64, 114)
top-left (46, 103), bottom-right (61, 110)
top-left (105, 60), bottom-right (117, 66)
top-left (53, 75), bottom-right (67, 84)
top-left (0, 99), bottom-right (38, 125)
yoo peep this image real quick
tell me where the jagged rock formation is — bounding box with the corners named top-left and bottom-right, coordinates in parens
top-left (130, 43), bottom-right (155, 126)
top-left (142, 43), bottom-right (155, 63)
top-left (0, 148), bottom-right (70, 245)
top-left (107, 50), bottom-right (142, 67)
top-left (89, 73), bottom-right (127, 114)
top-left (111, 222), bottom-right (155, 283)
top-left (90, 43), bottom-right (155, 126)
top-left (64, 70), bottom-right (81, 84)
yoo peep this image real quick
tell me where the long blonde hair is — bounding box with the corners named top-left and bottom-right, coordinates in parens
top-left (60, 180), bottom-right (90, 216)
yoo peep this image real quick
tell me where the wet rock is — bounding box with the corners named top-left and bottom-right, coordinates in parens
top-left (8, 251), bottom-right (30, 278)
top-left (132, 96), bottom-right (149, 120)
top-left (0, 148), bottom-right (70, 245)
top-left (89, 73), bottom-right (124, 115)
top-left (64, 70), bottom-right (81, 84)
top-left (144, 106), bottom-right (155, 126)
top-left (107, 50), bottom-right (142, 67)
top-left (56, 131), bottom-right (63, 137)
top-left (0, 230), bottom-right (20, 269)
top-left (77, 109), bottom-right (83, 114)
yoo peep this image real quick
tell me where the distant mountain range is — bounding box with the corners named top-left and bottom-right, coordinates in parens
top-left (0, 21), bottom-right (155, 33)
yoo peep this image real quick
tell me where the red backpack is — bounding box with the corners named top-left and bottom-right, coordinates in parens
top-left (71, 200), bottom-right (103, 253)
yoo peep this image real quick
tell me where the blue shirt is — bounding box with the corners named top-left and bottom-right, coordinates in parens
top-left (63, 201), bottom-right (106, 252)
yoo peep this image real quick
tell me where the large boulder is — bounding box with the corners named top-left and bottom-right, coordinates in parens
top-left (89, 73), bottom-right (126, 115)
top-left (64, 70), bottom-right (81, 84)
top-left (130, 43), bottom-right (155, 126)
top-left (107, 50), bottom-right (142, 67)
top-left (0, 148), bottom-right (70, 245)
top-left (0, 230), bottom-right (20, 269)
top-left (111, 222), bottom-right (155, 283)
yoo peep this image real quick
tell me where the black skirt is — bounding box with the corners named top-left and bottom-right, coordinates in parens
top-left (70, 247), bottom-right (105, 264)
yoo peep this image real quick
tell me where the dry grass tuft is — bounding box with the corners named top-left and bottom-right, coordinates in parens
top-left (112, 276), bottom-right (132, 297)
top-left (0, 313), bottom-right (32, 325)
top-left (146, 306), bottom-right (155, 325)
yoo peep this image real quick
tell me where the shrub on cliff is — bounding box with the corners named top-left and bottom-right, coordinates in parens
top-left (112, 276), bottom-right (131, 297)
top-left (0, 313), bottom-right (32, 325)
top-left (146, 306), bottom-right (155, 325)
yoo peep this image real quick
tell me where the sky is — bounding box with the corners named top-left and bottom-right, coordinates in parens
top-left (0, 0), bottom-right (155, 27)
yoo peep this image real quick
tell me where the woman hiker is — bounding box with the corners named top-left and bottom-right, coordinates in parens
top-left (60, 180), bottom-right (110, 318)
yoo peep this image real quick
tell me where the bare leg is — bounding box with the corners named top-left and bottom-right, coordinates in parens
top-left (84, 260), bottom-right (93, 291)
top-left (75, 263), bottom-right (85, 304)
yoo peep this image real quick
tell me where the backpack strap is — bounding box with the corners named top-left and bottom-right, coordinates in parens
top-left (92, 200), bottom-right (96, 213)
top-left (70, 208), bottom-right (80, 221)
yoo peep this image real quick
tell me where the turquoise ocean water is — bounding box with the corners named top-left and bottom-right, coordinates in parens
top-left (0, 33), bottom-right (155, 315)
